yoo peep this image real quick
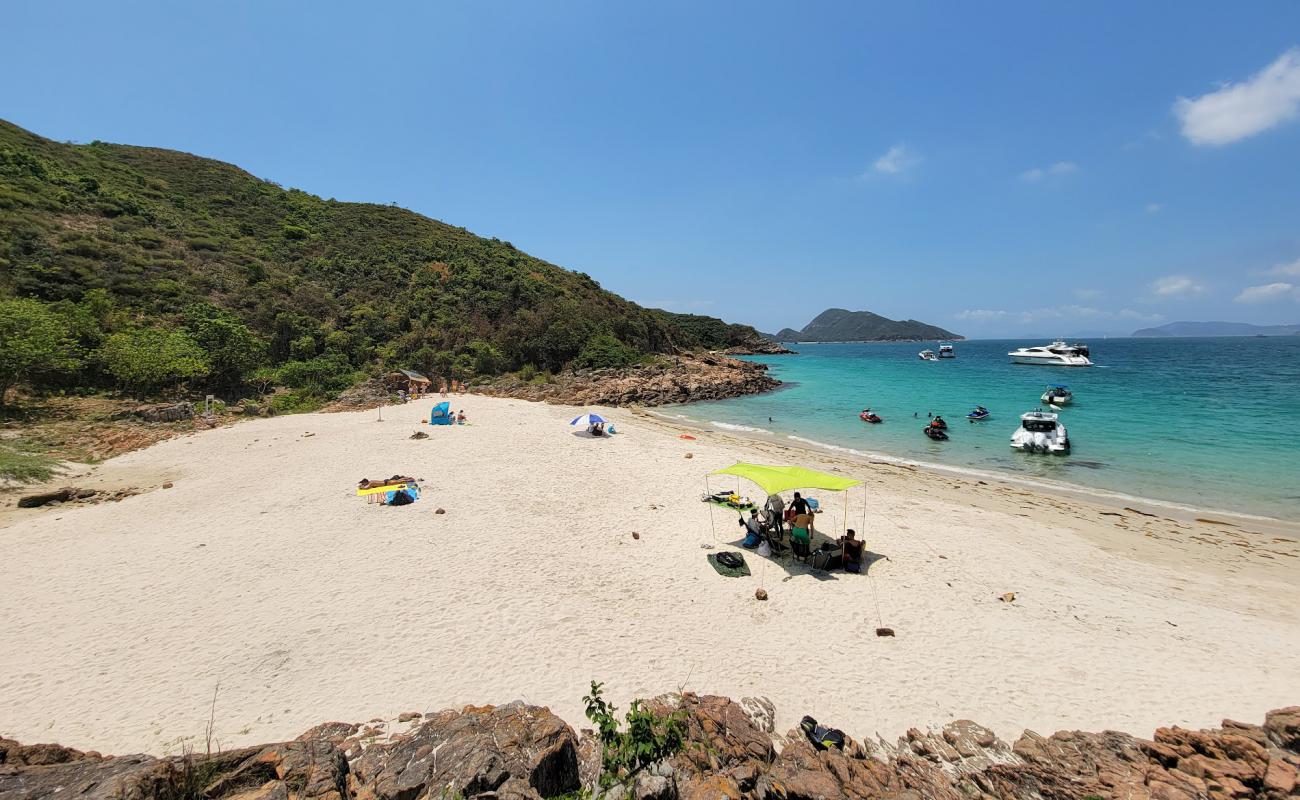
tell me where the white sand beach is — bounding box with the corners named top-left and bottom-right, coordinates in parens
top-left (1, 395), bottom-right (1297, 756)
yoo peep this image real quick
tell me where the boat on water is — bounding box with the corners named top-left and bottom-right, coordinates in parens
top-left (923, 425), bottom-right (949, 441)
top-left (859, 409), bottom-right (883, 423)
top-left (1041, 385), bottom-right (1073, 405)
top-left (967, 406), bottom-right (990, 422)
top-left (1008, 340), bottom-right (1094, 367)
top-left (937, 342), bottom-right (956, 358)
top-left (1010, 410), bottom-right (1070, 454)
top-left (918, 349), bottom-right (939, 361)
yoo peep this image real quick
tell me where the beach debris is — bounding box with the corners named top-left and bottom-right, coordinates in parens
top-left (684, 453), bottom-right (694, 459)
top-left (999, 592), bottom-right (1017, 603)
top-left (755, 588), bottom-right (768, 601)
top-left (632, 532), bottom-right (640, 540)
top-left (679, 434), bottom-right (696, 440)
top-left (409, 431), bottom-right (429, 440)
top-left (162, 482), bottom-right (174, 489)
top-left (18, 487), bottom-right (101, 508)
top-left (876, 627), bottom-right (895, 637)
top-left (302, 431), bottom-right (315, 437)
top-left (699, 543), bottom-right (714, 549)
top-left (1124, 507), bottom-right (1157, 517)
top-left (435, 508), bottom-right (446, 515)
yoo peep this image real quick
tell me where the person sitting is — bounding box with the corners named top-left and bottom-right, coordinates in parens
top-left (839, 529), bottom-right (865, 573)
top-left (456, 410), bottom-right (467, 424)
top-left (740, 511), bottom-right (764, 549)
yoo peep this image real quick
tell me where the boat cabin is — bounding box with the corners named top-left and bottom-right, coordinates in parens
top-left (1020, 412), bottom-right (1059, 432)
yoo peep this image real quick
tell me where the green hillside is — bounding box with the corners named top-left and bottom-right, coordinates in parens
top-left (0, 119), bottom-right (761, 407)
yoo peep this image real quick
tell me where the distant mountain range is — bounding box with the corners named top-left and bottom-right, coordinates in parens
top-left (1131, 321), bottom-right (1300, 337)
top-left (765, 308), bottom-right (962, 343)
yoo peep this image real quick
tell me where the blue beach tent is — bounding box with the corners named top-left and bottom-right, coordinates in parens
top-left (430, 401), bottom-right (452, 425)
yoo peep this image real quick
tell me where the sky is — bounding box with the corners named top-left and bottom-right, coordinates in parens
top-left (4, 1), bottom-right (1300, 338)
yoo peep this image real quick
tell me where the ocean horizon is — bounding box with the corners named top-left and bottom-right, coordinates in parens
top-left (671, 336), bottom-right (1300, 522)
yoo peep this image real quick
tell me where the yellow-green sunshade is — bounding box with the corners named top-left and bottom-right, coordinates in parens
top-left (710, 463), bottom-right (861, 495)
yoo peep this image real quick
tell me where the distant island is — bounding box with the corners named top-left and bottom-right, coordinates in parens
top-left (1132, 321), bottom-right (1300, 337)
top-left (765, 308), bottom-right (962, 343)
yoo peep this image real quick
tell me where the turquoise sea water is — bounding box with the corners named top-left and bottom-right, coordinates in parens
top-left (671, 338), bottom-right (1300, 521)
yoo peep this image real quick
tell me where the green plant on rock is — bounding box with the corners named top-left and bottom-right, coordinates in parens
top-left (583, 681), bottom-right (685, 788)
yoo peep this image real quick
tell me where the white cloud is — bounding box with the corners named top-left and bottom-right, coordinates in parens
top-left (1145, 202), bottom-right (1163, 214)
top-left (872, 144), bottom-right (921, 175)
top-left (1174, 48), bottom-right (1300, 146)
top-left (954, 309), bottom-right (1008, 321)
top-left (1234, 282), bottom-right (1296, 303)
top-left (1020, 161), bottom-right (1079, 182)
top-left (1073, 288), bottom-right (1103, 300)
top-left (1265, 257), bottom-right (1300, 277)
top-left (1150, 275), bottom-right (1206, 297)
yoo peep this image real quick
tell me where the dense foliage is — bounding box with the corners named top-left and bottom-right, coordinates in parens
top-left (583, 681), bottom-right (686, 788)
top-left (0, 119), bottom-right (764, 405)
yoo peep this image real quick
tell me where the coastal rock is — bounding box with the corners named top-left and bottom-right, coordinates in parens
top-left (475, 354), bottom-right (780, 407)
top-left (5, 702), bottom-right (1299, 800)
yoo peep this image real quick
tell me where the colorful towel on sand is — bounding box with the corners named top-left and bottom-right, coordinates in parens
top-left (707, 552), bottom-right (752, 578)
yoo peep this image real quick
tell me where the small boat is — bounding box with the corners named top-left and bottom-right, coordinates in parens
top-left (923, 425), bottom-right (949, 441)
top-left (918, 349), bottom-right (938, 361)
top-left (1041, 385), bottom-right (1073, 405)
top-left (1008, 340), bottom-right (1094, 367)
top-left (1010, 410), bottom-right (1070, 454)
top-left (859, 410), bottom-right (883, 424)
top-left (938, 342), bottom-right (956, 359)
top-left (967, 406), bottom-right (990, 422)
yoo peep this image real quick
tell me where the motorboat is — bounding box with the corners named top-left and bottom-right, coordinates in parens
top-left (1041, 385), bottom-right (1073, 406)
top-left (1008, 340), bottom-right (1093, 367)
top-left (859, 410), bottom-right (883, 423)
top-left (923, 425), bottom-right (949, 441)
top-left (919, 349), bottom-right (938, 361)
top-left (938, 342), bottom-right (956, 358)
top-left (1010, 410), bottom-right (1070, 454)
top-left (966, 406), bottom-right (991, 422)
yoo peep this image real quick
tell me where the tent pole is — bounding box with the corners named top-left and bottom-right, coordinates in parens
top-left (706, 475), bottom-right (717, 542)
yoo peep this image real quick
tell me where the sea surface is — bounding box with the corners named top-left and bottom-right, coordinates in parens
top-left (670, 337), bottom-right (1300, 521)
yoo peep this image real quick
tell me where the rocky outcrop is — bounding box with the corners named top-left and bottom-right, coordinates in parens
top-left (720, 342), bottom-right (795, 356)
top-left (476, 354), bottom-right (780, 407)
top-left (3, 700), bottom-right (1297, 800)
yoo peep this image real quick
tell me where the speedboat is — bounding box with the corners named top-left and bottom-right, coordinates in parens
top-left (918, 349), bottom-right (938, 361)
top-left (923, 425), bottom-right (949, 441)
top-left (1008, 340), bottom-right (1093, 367)
top-left (859, 410), bottom-right (883, 424)
top-left (1010, 411), bottom-right (1070, 454)
top-left (967, 406), bottom-right (991, 422)
top-left (1041, 385), bottom-right (1073, 406)
top-left (938, 342), bottom-right (956, 358)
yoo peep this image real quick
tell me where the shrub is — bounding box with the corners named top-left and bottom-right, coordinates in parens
top-left (583, 681), bottom-right (685, 788)
top-left (268, 389), bottom-right (325, 415)
top-left (0, 297), bottom-right (84, 410)
top-left (281, 224), bottom-right (310, 240)
top-left (97, 327), bottom-right (209, 396)
top-left (275, 353), bottom-right (354, 394)
top-left (575, 334), bottom-right (638, 370)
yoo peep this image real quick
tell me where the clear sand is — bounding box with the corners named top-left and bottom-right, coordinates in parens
top-left (1, 395), bottom-right (1296, 755)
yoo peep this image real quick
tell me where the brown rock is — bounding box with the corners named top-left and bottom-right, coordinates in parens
top-left (435, 508), bottom-right (446, 514)
top-left (755, 588), bottom-right (768, 601)
top-left (999, 591), bottom-right (1016, 603)
top-left (162, 482), bottom-right (174, 489)
top-left (397, 712), bottom-right (421, 723)
top-left (632, 532), bottom-right (641, 540)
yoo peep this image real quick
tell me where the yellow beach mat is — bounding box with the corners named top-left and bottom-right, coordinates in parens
top-left (356, 483), bottom-right (410, 496)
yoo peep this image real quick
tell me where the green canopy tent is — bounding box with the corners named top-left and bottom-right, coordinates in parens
top-left (704, 462), bottom-right (864, 546)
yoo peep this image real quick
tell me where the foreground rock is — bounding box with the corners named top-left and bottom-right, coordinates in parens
top-left (477, 354), bottom-right (780, 407)
top-left (3, 699), bottom-right (1296, 800)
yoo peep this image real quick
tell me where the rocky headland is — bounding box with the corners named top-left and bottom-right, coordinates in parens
top-left (3, 696), bottom-right (1296, 800)
top-left (473, 353), bottom-right (781, 407)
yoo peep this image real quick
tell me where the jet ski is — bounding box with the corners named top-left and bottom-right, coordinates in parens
top-left (967, 406), bottom-right (991, 422)
top-left (929, 416), bottom-right (948, 430)
top-left (859, 410), bottom-right (883, 423)
top-left (923, 426), bottom-right (949, 441)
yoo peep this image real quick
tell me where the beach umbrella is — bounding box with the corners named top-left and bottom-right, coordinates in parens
top-left (570, 412), bottom-right (606, 426)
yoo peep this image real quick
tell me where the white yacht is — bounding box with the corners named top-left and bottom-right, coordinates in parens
top-left (1040, 385), bottom-right (1073, 406)
top-left (1010, 411), bottom-right (1070, 454)
top-left (918, 349), bottom-right (938, 361)
top-left (937, 342), bottom-right (956, 358)
top-left (1008, 340), bottom-right (1093, 367)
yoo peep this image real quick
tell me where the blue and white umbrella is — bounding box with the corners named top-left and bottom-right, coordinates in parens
top-left (570, 413), bottom-right (606, 426)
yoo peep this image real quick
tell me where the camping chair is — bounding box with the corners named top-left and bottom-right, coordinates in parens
top-left (790, 527), bottom-right (811, 562)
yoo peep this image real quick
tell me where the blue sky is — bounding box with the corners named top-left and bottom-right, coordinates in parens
top-left (5, 1), bottom-right (1300, 337)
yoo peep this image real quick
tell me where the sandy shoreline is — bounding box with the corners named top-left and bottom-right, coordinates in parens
top-left (1, 395), bottom-right (1297, 756)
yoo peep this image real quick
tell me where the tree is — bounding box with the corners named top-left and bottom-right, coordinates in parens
top-left (97, 327), bottom-right (209, 397)
top-left (576, 334), bottom-right (639, 370)
top-left (0, 298), bottom-right (83, 410)
top-left (185, 306), bottom-right (267, 392)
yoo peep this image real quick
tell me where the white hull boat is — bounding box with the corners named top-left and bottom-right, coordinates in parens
top-left (1011, 410), bottom-right (1070, 454)
top-left (1008, 340), bottom-right (1093, 367)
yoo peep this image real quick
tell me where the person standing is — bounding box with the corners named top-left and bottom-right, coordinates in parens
top-left (764, 493), bottom-right (785, 534)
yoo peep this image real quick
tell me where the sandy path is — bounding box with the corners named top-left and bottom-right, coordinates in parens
top-left (1, 396), bottom-right (1296, 755)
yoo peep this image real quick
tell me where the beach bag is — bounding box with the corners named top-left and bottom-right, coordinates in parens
top-left (388, 489), bottom-right (414, 506)
top-left (800, 716), bottom-right (845, 751)
top-left (756, 540), bottom-right (772, 558)
top-left (716, 551), bottom-right (745, 570)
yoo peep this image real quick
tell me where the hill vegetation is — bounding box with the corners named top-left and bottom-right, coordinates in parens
top-left (0, 119), bottom-right (764, 410)
top-left (769, 308), bottom-right (961, 342)
top-left (1132, 320), bottom-right (1300, 337)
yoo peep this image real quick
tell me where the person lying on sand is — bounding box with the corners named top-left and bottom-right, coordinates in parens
top-left (358, 475), bottom-right (416, 488)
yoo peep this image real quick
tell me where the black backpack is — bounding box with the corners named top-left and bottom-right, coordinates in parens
top-left (800, 715), bottom-right (845, 751)
top-left (388, 489), bottom-right (414, 506)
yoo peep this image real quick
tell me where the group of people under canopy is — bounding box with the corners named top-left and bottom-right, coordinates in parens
top-left (706, 463), bottom-right (867, 573)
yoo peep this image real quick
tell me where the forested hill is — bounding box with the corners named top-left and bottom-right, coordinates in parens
top-left (771, 308), bottom-right (961, 342)
top-left (0, 119), bottom-right (764, 404)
